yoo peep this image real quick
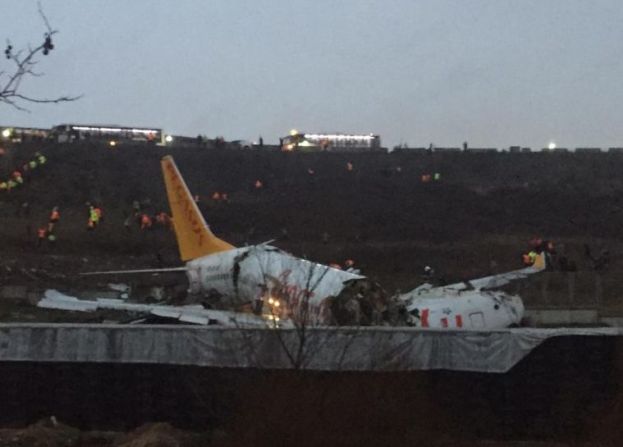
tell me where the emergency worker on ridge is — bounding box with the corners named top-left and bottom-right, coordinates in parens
top-left (48, 206), bottom-right (60, 232)
top-left (37, 227), bottom-right (47, 247)
top-left (140, 213), bottom-right (152, 230)
top-left (87, 205), bottom-right (99, 230)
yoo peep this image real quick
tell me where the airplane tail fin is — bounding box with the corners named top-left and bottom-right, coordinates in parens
top-left (161, 155), bottom-right (235, 261)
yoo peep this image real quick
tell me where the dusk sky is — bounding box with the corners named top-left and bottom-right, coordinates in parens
top-left (2, 0), bottom-right (622, 149)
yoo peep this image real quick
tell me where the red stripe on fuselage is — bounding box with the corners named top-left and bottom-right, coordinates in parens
top-left (421, 309), bottom-right (429, 327)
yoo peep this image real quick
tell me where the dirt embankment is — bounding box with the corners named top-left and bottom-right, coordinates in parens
top-left (0, 142), bottom-right (622, 309)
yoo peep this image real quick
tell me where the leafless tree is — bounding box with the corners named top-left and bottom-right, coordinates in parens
top-left (1, 2), bottom-right (80, 111)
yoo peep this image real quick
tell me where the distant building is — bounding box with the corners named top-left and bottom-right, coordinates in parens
top-left (50, 124), bottom-right (165, 146)
top-left (464, 147), bottom-right (498, 153)
top-left (574, 147), bottom-right (602, 153)
top-left (0, 126), bottom-right (49, 143)
top-left (281, 131), bottom-right (382, 152)
top-left (433, 147), bottom-right (462, 152)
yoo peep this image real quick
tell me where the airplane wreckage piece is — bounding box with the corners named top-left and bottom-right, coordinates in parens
top-left (68, 155), bottom-right (546, 330)
top-left (399, 253), bottom-right (546, 329)
top-left (38, 289), bottom-right (277, 327)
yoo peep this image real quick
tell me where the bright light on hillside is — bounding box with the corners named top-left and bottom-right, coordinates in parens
top-left (548, 142), bottom-right (556, 150)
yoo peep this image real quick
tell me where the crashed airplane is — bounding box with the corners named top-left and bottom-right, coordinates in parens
top-left (41, 156), bottom-right (373, 327)
top-left (39, 155), bottom-right (546, 329)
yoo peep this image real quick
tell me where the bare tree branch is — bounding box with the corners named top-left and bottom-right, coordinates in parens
top-left (1, 2), bottom-right (81, 111)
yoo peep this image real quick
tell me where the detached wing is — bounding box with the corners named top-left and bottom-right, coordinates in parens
top-left (80, 267), bottom-right (187, 276)
top-left (436, 252), bottom-right (547, 293)
top-left (38, 289), bottom-right (272, 328)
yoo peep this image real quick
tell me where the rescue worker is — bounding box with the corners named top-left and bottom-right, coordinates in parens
top-left (48, 206), bottom-right (60, 232)
top-left (423, 265), bottom-right (435, 280)
top-left (140, 213), bottom-right (152, 230)
top-left (528, 250), bottom-right (538, 265)
top-left (93, 205), bottom-right (103, 222)
top-left (87, 206), bottom-right (99, 230)
top-left (529, 237), bottom-right (543, 251)
top-left (35, 152), bottom-right (46, 165)
top-left (37, 227), bottom-right (47, 247)
top-left (522, 253), bottom-right (532, 266)
top-left (155, 211), bottom-right (171, 229)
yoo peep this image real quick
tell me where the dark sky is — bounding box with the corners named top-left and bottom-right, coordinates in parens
top-left (2, 0), bottom-right (622, 148)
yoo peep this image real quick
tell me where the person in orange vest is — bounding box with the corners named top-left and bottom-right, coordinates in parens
top-left (212, 191), bottom-right (221, 201)
top-left (48, 206), bottom-right (60, 232)
top-left (87, 206), bottom-right (99, 230)
top-left (254, 179), bottom-right (263, 189)
top-left (37, 227), bottom-right (47, 247)
top-left (93, 205), bottom-right (103, 222)
top-left (140, 213), bottom-right (152, 230)
top-left (522, 251), bottom-right (538, 266)
top-left (155, 211), bottom-right (171, 229)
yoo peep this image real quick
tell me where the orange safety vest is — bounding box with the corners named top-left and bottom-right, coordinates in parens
top-left (141, 214), bottom-right (152, 228)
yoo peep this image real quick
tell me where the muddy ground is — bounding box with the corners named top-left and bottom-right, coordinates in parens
top-left (1, 142), bottom-right (623, 445)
